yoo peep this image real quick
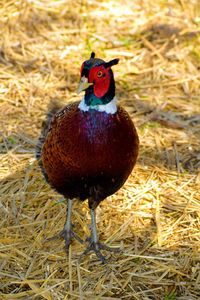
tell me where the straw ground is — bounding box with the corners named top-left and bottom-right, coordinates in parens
top-left (0, 0), bottom-right (200, 299)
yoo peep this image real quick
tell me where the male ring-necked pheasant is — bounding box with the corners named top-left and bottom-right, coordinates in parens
top-left (36, 52), bottom-right (139, 262)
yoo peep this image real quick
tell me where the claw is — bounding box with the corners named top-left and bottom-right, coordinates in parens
top-left (45, 225), bottom-right (84, 248)
top-left (60, 227), bottom-right (84, 251)
top-left (79, 239), bottom-right (121, 263)
top-left (79, 241), bottom-right (107, 263)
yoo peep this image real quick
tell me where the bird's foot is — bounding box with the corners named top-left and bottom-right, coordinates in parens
top-left (79, 238), bottom-right (121, 263)
top-left (60, 225), bottom-right (84, 251)
top-left (46, 224), bottom-right (84, 250)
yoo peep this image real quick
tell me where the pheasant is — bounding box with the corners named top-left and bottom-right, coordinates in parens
top-left (36, 52), bottom-right (139, 262)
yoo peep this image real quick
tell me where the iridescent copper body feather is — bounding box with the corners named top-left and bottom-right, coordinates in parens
top-left (41, 102), bottom-right (139, 209)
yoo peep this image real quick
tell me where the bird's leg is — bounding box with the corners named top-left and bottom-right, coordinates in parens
top-left (81, 208), bottom-right (120, 263)
top-left (60, 199), bottom-right (84, 250)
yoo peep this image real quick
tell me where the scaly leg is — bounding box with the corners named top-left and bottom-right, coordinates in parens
top-left (80, 208), bottom-right (120, 263)
top-left (60, 199), bottom-right (83, 250)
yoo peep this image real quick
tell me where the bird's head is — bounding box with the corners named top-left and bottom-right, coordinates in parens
top-left (77, 52), bottom-right (119, 108)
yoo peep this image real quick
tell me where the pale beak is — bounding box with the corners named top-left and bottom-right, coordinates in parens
top-left (77, 76), bottom-right (93, 94)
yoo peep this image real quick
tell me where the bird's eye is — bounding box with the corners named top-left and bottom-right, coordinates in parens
top-left (97, 70), bottom-right (103, 78)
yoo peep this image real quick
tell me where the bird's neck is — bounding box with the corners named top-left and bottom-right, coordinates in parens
top-left (78, 96), bottom-right (117, 114)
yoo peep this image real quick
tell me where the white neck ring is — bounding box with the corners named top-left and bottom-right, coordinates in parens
top-left (78, 96), bottom-right (117, 114)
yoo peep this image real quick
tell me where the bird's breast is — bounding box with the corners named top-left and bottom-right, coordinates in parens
top-left (42, 102), bottom-right (139, 200)
top-left (53, 104), bottom-right (137, 169)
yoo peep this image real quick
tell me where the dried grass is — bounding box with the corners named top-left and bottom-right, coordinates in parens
top-left (0, 0), bottom-right (200, 299)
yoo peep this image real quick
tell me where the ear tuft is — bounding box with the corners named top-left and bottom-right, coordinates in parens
top-left (104, 58), bottom-right (119, 68)
top-left (90, 52), bottom-right (95, 59)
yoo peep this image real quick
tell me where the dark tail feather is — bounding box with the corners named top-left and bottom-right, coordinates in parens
top-left (35, 99), bottom-right (63, 160)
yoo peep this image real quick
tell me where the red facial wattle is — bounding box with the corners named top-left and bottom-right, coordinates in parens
top-left (89, 65), bottom-right (111, 98)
